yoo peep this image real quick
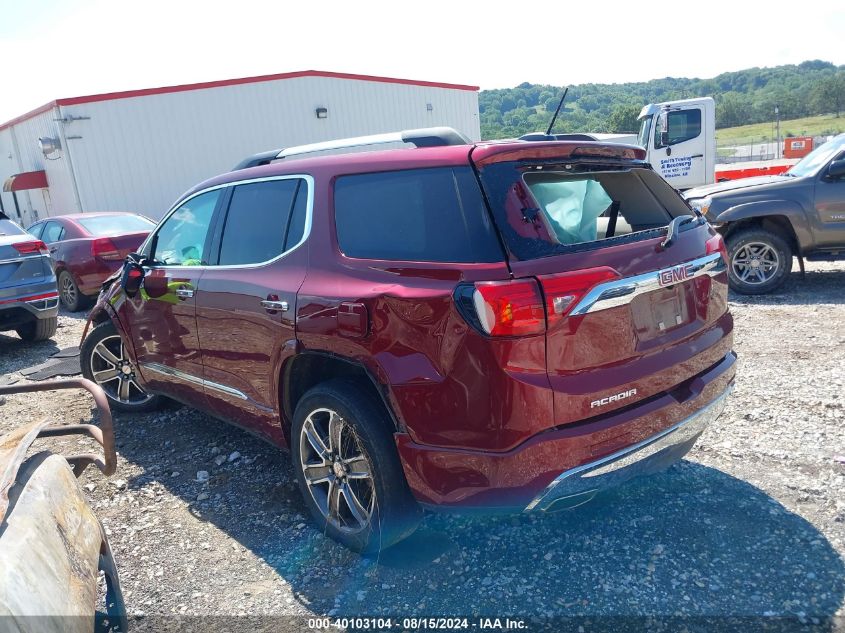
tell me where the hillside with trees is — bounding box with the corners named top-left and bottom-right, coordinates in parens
top-left (479, 60), bottom-right (845, 140)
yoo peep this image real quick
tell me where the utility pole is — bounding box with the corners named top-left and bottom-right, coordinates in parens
top-left (775, 104), bottom-right (781, 160)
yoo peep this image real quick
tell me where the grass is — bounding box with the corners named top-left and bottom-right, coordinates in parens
top-left (716, 114), bottom-right (845, 146)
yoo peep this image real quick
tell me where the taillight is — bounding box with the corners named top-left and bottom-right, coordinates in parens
top-left (539, 267), bottom-right (620, 325)
top-left (91, 237), bottom-right (122, 260)
top-left (705, 233), bottom-right (728, 265)
top-left (470, 279), bottom-right (545, 337)
top-left (12, 240), bottom-right (49, 256)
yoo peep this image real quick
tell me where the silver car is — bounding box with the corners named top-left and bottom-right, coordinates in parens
top-left (0, 212), bottom-right (58, 341)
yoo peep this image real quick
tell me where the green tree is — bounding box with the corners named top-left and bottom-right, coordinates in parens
top-left (606, 103), bottom-right (641, 133)
top-left (811, 73), bottom-right (845, 117)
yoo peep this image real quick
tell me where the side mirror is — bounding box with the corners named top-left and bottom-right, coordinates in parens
top-left (657, 111), bottom-right (669, 148)
top-left (121, 262), bottom-right (145, 298)
top-left (826, 159), bottom-right (845, 180)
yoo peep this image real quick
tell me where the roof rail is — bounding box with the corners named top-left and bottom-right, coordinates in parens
top-left (233, 126), bottom-right (471, 170)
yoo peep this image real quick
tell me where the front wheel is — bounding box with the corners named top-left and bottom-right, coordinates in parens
top-left (80, 321), bottom-right (163, 412)
top-left (726, 228), bottom-right (793, 295)
top-left (292, 379), bottom-right (422, 554)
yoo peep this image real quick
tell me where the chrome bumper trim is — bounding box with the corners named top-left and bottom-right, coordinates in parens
top-left (569, 252), bottom-right (725, 316)
top-left (525, 385), bottom-right (733, 512)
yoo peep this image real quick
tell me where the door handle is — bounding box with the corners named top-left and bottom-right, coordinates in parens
top-left (175, 287), bottom-right (194, 299)
top-left (691, 154), bottom-right (704, 158)
top-left (261, 299), bottom-right (289, 311)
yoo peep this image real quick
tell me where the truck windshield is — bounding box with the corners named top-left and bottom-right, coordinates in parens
top-left (787, 135), bottom-right (845, 178)
top-left (637, 116), bottom-right (651, 148)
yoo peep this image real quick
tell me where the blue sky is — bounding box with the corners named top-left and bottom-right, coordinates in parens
top-left (1, 0), bottom-right (843, 123)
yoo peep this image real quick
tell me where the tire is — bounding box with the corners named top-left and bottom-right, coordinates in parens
top-left (16, 316), bottom-right (57, 342)
top-left (80, 321), bottom-right (163, 412)
top-left (292, 379), bottom-right (422, 554)
top-left (58, 270), bottom-right (92, 312)
top-left (726, 228), bottom-right (793, 295)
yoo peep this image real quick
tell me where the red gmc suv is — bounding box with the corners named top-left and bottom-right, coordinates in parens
top-left (81, 128), bottom-right (736, 553)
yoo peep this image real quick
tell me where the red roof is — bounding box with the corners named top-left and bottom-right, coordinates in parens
top-left (0, 70), bottom-right (479, 132)
top-left (2, 170), bottom-right (48, 192)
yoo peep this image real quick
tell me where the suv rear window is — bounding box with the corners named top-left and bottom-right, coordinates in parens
top-left (478, 162), bottom-right (692, 260)
top-left (0, 219), bottom-right (26, 236)
top-left (334, 167), bottom-right (503, 263)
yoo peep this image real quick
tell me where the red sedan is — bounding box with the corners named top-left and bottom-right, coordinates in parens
top-left (27, 212), bottom-right (155, 311)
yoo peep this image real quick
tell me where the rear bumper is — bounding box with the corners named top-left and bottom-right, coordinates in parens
top-left (0, 287), bottom-right (59, 330)
top-left (395, 351), bottom-right (736, 510)
top-left (77, 261), bottom-right (122, 296)
top-left (525, 385), bottom-right (730, 511)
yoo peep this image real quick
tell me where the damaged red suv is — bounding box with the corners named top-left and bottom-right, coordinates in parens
top-left (81, 128), bottom-right (735, 552)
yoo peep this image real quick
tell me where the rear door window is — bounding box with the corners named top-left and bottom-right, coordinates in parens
top-left (334, 167), bottom-right (502, 263)
top-left (216, 178), bottom-right (304, 266)
top-left (42, 221), bottom-right (66, 243)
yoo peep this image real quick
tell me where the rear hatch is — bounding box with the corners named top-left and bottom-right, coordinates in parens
top-left (469, 142), bottom-right (733, 427)
top-left (0, 219), bottom-right (54, 298)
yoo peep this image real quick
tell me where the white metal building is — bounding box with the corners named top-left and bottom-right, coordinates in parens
top-left (0, 71), bottom-right (480, 226)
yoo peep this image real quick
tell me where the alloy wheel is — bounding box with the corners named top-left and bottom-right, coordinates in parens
top-left (731, 241), bottom-right (780, 285)
top-left (299, 408), bottom-right (375, 533)
top-left (89, 334), bottom-right (153, 405)
top-left (60, 274), bottom-right (77, 308)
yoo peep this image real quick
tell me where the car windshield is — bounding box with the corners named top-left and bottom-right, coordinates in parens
top-left (77, 214), bottom-right (155, 237)
top-left (787, 135), bottom-right (845, 178)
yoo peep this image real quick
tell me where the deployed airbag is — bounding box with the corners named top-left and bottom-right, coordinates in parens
top-left (527, 178), bottom-right (612, 244)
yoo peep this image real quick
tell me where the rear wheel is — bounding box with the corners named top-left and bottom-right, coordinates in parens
top-left (58, 270), bottom-right (92, 312)
top-left (726, 228), bottom-right (793, 295)
top-left (16, 317), bottom-right (57, 342)
top-left (81, 321), bottom-right (163, 412)
top-left (292, 379), bottom-right (421, 553)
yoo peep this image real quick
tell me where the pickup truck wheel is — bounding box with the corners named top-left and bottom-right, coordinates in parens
top-left (292, 379), bottom-right (422, 554)
top-left (726, 228), bottom-right (793, 295)
top-left (80, 321), bottom-right (163, 412)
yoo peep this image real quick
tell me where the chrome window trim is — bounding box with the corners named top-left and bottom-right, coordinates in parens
top-left (139, 174), bottom-right (314, 271)
top-left (568, 252), bottom-right (725, 316)
top-left (141, 362), bottom-right (249, 401)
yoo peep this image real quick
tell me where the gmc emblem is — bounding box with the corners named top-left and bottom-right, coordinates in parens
top-left (658, 264), bottom-right (692, 287)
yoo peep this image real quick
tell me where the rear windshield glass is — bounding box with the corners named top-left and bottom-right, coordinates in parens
top-left (78, 214), bottom-right (155, 237)
top-left (479, 162), bottom-right (692, 260)
top-left (0, 219), bottom-right (26, 236)
top-left (334, 166), bottom-right (503, 263)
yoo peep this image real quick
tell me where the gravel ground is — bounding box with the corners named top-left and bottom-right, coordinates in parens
top-left (1, 262), bottom-right (844, 631)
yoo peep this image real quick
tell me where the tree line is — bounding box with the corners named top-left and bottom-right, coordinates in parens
top-left (479, 60), bottom-right (845, 140)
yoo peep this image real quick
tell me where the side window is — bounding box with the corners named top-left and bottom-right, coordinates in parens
top-left (217, 179), bottom-right (301, 266)
top-left (153, 190), bottom-right (220, 266)
top-left (42, 221), bottom-right (65, 243)
top-left (28, 222), bottom-right (45, 239)
top-left (334, 167), bottom-right (502, 263)
top-left (655, 109), bottom-right (702, 148)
